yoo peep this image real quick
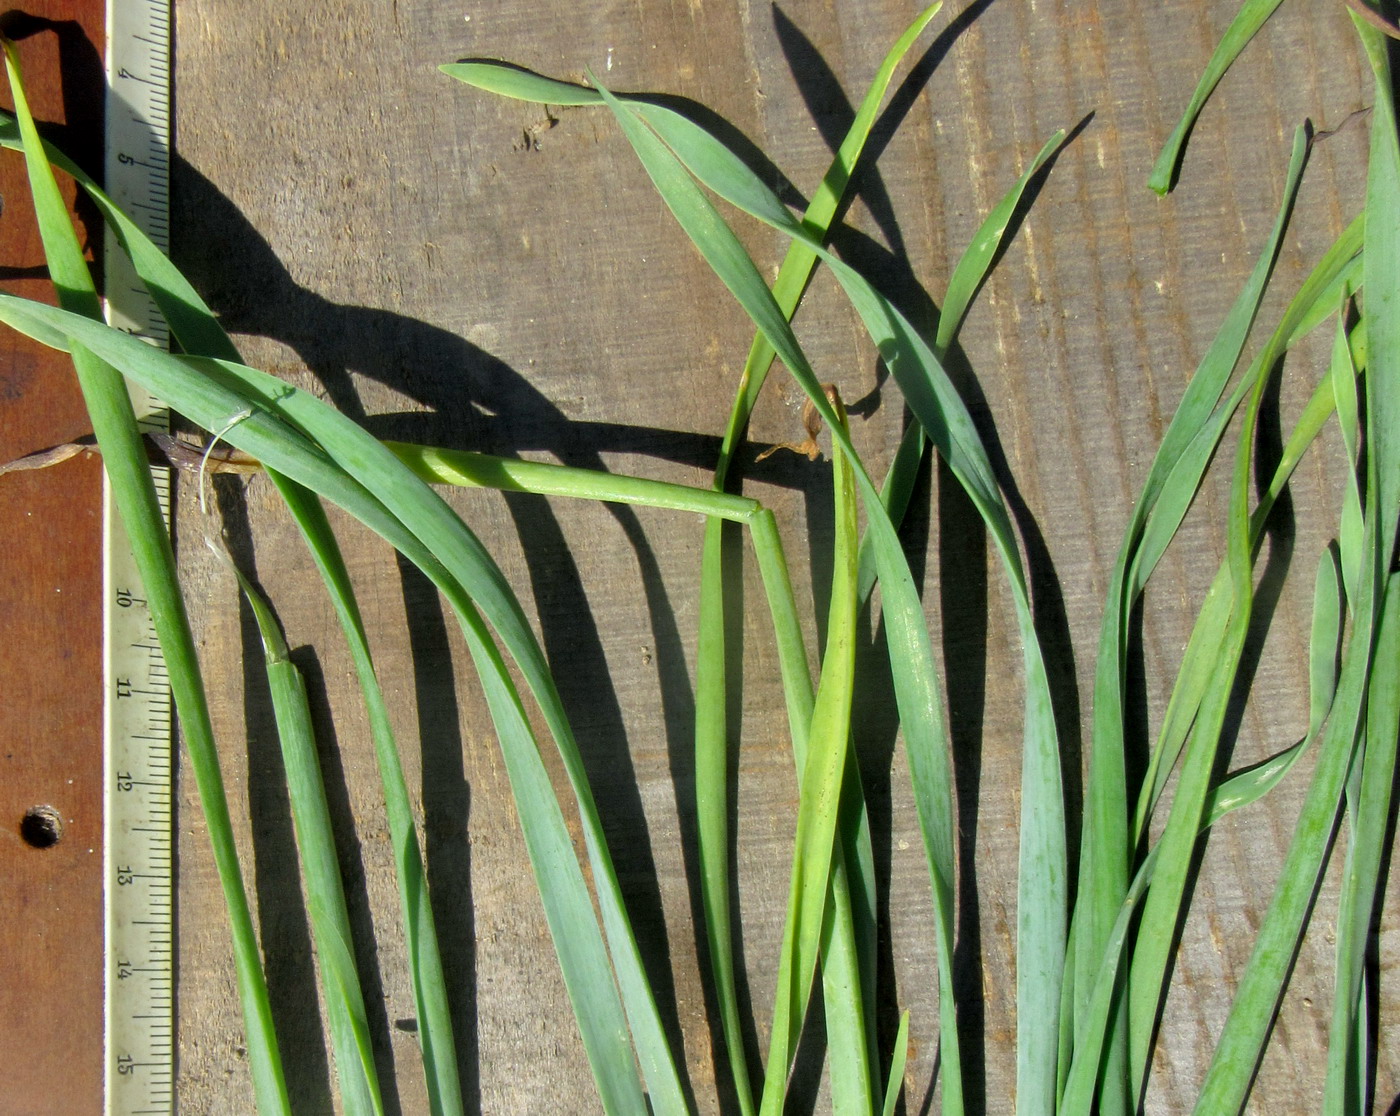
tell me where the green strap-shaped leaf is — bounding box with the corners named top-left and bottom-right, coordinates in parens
top-left (583, 75), bottom-right (998, 1115)
top-left (618, 81), bottom-right (1076, 1116)
top-left (1330, 307), bottom-right (1367, 609)
top-left (0, 42), bottom-right (292, 1115)
top-left (1132, 268), bottom-right (1354, 843)
top-left (1148, 0), bottom-right (1288, 194)
top-left (1067, 128), bottom-right (1310, 1110)
top-left (1324, 571), bottom-right (1400, 1113)
top-left (270, 480), bottom-right (465, 1115)
top-left (0, 298), bottom-right (660, 1114)
top-left (0, 116), bottom-right (467, 1113)
top-left (231, 565), bottom-right (386, 1116)
top-left (0, 107), bottom-right (687, 1103)
top-left (757, 396), bottom-right (861, 1115)
top-left (1194, 18), bottom-right (1400, 1110)
top-left (880, 1010), bottom-right (911, 1116)
top-left (858, 125), bottom-right (1066, 602)
top-left (684, 14), bottom-right (941, 1104)
top-left (1124, 253), bottom-right (1269, 1103)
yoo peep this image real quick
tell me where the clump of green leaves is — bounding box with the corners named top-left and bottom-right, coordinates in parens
top-left (0, 1), bottom-right (1393, 1113)
top-left (1140, 5), bottom-right (1400, 1114)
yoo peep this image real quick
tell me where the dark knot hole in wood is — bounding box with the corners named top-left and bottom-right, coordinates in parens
top-left (19, 804), bottom-right (63, 849)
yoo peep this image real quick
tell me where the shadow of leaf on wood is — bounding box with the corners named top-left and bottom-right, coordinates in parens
top-left (173, 155), bottom-right (837, 1112)
top-left (167, 9), bottom-right (1091, 1096)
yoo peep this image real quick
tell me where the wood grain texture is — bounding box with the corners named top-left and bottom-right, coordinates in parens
top-left (0, 6), bottom-right (107, 1113)
top-left (166, 0), bottom-right (1391, 1112)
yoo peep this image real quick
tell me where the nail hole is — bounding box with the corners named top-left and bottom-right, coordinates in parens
top-left (20, 805), bottom-right (63, 849)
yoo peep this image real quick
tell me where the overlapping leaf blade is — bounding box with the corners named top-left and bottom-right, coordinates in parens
top-left (0, 43), bottom-right (293, 1115)
top-left (0, 296), bottom-right (669, 1115)
top-left (0, 113), bottom-right (469, 1114)
top-left (1194, 17), bottom-right (1400, 1111)
top-left (230, 564), bottom-right (386, 1116)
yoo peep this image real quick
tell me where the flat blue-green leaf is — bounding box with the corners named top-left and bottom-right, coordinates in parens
top-left (674, 13), bottom-right (941, 1106)
top-left (1134, 359), bottom-right (1342, 839)
top-left (1330, 311), bottom-right (1366, 608)
top-left (1324, 574), bottom-right (1400, 1110)
top-left (938, 128), bottom-right (1066, 353)
top-left (36, 120), bottom-right (468, 1110)
top-left (0, 43), bottom-right (291, 1114)
top-left (881, 1010), bottom-right (911, 1116)
top-left (859, 124), bottom-right (1068, 602)
top-left (1148, 0), bottom-right (1289, 194)
top-left (270, 480), bottom-right (464, 1115)
top-left (1126, 272), bottom-right (1265, 1101)
top-left (0, 296), bottom-right (659, 1115)
top-left (1194, 20), bottom-right (1400, 1109)
top-left (1070, 127), bottom-right (1307, 1112)
top-left (758, 400), bottom-right (861, 1115)
top-left (232, 565), bottom-right (385, 1116)
top-left (588, 74), bottom-right (989, 1114)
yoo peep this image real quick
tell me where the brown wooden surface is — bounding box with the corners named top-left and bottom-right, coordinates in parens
top-left (0, 5), bottom-right (107, 1114)
top-left (133, 0), bottom-right (1400, 1111)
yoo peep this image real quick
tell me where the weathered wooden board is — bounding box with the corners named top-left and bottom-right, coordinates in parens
top-left (165, 0), bottom-right (1391, 1112)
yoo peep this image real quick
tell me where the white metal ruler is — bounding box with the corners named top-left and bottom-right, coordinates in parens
top-left (103, 1), bottom-right (174, 1112)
